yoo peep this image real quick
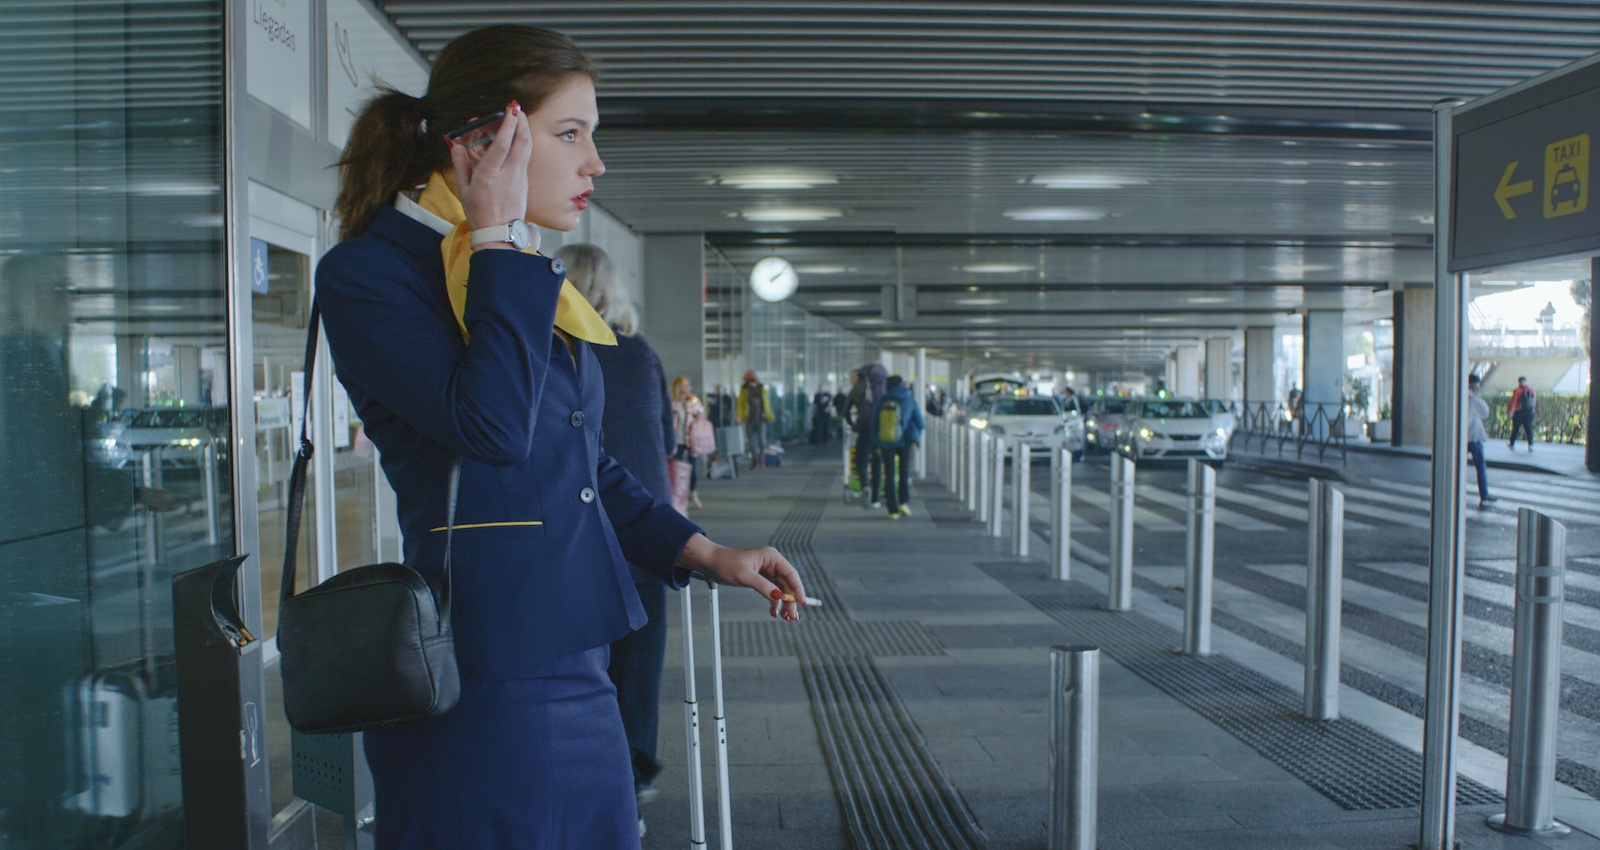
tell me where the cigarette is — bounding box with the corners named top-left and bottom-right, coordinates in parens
top-left (780, 593), bottom-right (822, 607)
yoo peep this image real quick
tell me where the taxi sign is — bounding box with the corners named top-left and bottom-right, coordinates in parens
top-left (1451, 55), bottom-right (1600, 272)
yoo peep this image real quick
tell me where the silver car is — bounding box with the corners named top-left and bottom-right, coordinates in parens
top-left (1084, 396), bottom-right (1135, 452)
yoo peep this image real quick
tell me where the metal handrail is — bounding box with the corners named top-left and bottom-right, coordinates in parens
top-left (1233, 399), bottom-right (1347, 465)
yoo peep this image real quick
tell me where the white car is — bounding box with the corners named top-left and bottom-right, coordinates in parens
top-left (1201, 399), bottom-right (1238, 441)
top-left (1117, 398), bottom-right (1229, 462)
top-left (972, 395), bottom-right (1085, 459)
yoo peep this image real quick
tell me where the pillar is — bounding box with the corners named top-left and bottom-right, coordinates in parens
top-left (1587, 259), bottom-right (1598, 472)
top-left (641, 234), bottom-right (706, 393)
top-left (1244, 327), bottom-right (1277, 412)
top-left (1394, 288), bottom-right (1435, 448)
top-left (1175, 345), bottom-right (1202, 397)
top-left (1204, 336), bottom-right (1232, 400)
top-left (1302, 311), bottom-right (1347, 431)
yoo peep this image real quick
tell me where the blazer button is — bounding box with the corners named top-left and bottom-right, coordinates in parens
top-left (550, 258), bottom-right (566, 276)
top-left (570, 410), bottom-right (585, 427)
top-left (579, 486), bottom-right (596, 504)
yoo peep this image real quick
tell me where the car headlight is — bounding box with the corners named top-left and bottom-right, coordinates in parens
top-left (1138, 428), bottom-right (1154, 440)
top-left (1214, 428), bottom-right (1228, 438)
top-left (970, 418), bottom-right (987, 430)
top-left (1086, 419), bottom-right (1098, 430)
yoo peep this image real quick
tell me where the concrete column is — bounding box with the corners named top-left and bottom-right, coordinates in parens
top-left (1175, 345), bottom-right (1202, 398)
top-left (173, 345), bottom-right (202, 406)
top-left (1302, 310), bottom-right (1347, 418)
top-left (1395, 288), bottom-right (1435, 449)
top-left (642, 235), bottom-right (707, 392)
top-left (1588, 259), bottom-right (1599, 472)
top-left (1244, 327), bottom-right (1277, 411)
top-left (1204, 337), bottom-right (1232, 400)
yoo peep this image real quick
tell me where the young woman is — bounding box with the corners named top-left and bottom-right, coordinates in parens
top-left (672, 375), bottom-right (706, 508)
top-left (316, 25), bottom-right (805, 849)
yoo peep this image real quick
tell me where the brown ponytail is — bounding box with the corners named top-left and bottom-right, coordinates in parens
top-left (334, 25), bottom-right (596, 242)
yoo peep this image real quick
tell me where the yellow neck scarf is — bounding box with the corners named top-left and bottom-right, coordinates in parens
top-left (416, 173), bottom-right (616, 347)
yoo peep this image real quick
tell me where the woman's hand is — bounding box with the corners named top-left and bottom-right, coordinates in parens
top-left (448, 102), bottom-right (533, 234)
top-left (676, 533), bottom-right (807, 621)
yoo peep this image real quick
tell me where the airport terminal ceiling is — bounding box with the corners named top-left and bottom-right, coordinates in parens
top-left (377, 1), bottom-right (1600, 371)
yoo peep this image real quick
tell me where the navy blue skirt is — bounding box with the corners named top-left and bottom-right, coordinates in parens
top-left (364, 646), bottom-right (639, 849)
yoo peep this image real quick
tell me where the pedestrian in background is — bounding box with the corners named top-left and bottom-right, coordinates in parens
top-left (556, 242), bottom-right (676, 826)
top-left (671, 376), bottom-right (706, 509)
top-left (1467, 374), bottom-right (1497, 507)
top-left (1507, 375), bottom-right (1537, 451)
top-left (736, 369), bottom-right (774, 469)
top-left (872, 374), bottom-right (925, 519)
top-left (811, 382), bottom-right (834, 444)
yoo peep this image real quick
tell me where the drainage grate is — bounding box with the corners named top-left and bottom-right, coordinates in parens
top-left (723, 619), bottom-right (945, 658)
top-left (976, 560), bottom-right (1501, 811)
top-left (802, 654), bottom-right (988, 850)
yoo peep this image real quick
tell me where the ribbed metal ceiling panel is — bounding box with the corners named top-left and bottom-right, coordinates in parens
top-left (383, 1), bottom-right (1600, 109)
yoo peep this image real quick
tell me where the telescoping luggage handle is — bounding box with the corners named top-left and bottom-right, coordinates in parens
top-left (278, 302), bottom-right (460, 615)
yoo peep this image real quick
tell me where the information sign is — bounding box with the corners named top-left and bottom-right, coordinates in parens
top-left (1451, 56), bottom-right (1600, 272)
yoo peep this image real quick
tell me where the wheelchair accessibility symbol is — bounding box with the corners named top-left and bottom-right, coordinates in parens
top-left (1544, 133), bottom-right (1588, 218)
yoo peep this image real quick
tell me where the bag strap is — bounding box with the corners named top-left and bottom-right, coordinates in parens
top-left (279, 302), bottom-right (459, 631)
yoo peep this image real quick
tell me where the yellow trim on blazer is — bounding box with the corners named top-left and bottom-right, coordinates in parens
top-left (429, 520), bottom-right (545, 533)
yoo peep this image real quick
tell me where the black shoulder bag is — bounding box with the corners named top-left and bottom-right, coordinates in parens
top-left (276, 303), bottom-right (461, 734)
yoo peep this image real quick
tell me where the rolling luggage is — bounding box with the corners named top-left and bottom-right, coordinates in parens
top-left (680, 578), bottom-right (734, 849)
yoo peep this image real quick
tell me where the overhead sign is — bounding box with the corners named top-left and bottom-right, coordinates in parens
top-left (326, 0), bottom-right (430, 150)
top-left (1451, 55), bottom-right (1600, 272)
top-left (245, 0), bottom-right (313, 130)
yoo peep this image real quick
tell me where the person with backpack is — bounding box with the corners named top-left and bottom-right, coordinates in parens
top-left (1508, 375), bottom-right (1537, 451)
top-left (872, 374), bottom-right (925, 519)
top-left (735, 369), bottom-right (774, 469)
top-left (846, 363), bottom-right (888, 508)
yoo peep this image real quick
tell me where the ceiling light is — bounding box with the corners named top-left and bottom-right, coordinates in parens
top-left (1275, 179), bottom-right (1310, 185)
top-left (712, 169), bottom-right (837, 190)
top-left (1186, 296), bottom-right (1231, 304)
top-left (878, 331), bottom-right (907, 337)
top-left (1147, 316), bottom-right (1179, 323)
top-left (739, 206), bottom-right (843, 222)
top-left (815, 299), bottom-right (867, 307)
top-left (955, 297), bottom-right (1005, 306)
top-left (1345, 161), bottom-right (1394, 167)
top-left (961, 262), bottom-right (1034, 274)
top-left (1412, 213), bottom-right (1437, 225)
top-left (964, 317), bottom-right (1003, 324)
top-left (1025, 174), bottom-right (1148, 189)
top-left (855, 318), bottom-right (887, 325)
top-left (1341, 180), bottom-right (1395, 187)
top-left (1002, 207), bottom-right (1106, 222)
top-left (795, 264), bottom-right (855, 274)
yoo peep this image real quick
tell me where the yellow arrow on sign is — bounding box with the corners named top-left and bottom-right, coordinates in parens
top-left (1495, 161), bottom-right (1535, 219)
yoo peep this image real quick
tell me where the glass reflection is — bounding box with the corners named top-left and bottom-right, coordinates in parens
top-left (0, 1), bottom-right (230, 846)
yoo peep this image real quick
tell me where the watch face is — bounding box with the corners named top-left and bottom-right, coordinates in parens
top-left (750, 256), bottom-right (798, 302)
top-left (508, 219), bottom-right (533, 251)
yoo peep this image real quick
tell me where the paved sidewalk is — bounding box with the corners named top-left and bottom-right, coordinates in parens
top-left (637, 446), bottom-right (1600, 849)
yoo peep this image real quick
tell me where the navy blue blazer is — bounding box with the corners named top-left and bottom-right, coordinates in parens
top-left (315, 207), bottom-right (702, 680)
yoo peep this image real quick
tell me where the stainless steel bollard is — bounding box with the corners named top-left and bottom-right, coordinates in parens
top-left (202, 443), bottom-right (220, 545)
top-left (970, 429), bottom-right (985, 516)
top-left (1013, 443), bottom-right (1032, 556)
top-left (972, 435), bottom-right (985, 521)
top-left (988, 436), bottom-right (1007, 538)
top-left (1107, 453), bottom-right (1134, 611)
top-left (1304, 479), bottom-right (1344, 720)
top-left (1488, 510), bottom-right (1570, 837)
top-left (1050, 446), bottom-right (1073, 581)
top-left (1049, 645), bottom-right (1100, 850)
top-left (1183, 460), bottom-right (1216, 655)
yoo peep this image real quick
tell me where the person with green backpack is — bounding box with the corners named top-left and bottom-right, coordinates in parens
top-left (872, 374), bottom-right (926, 519)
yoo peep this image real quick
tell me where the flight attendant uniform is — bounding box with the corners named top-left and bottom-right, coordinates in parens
top-left (315, 200), bottom-right (702, 850)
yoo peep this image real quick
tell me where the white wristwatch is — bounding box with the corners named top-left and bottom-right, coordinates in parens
top-left (470, 219), bottom-right (535, 251)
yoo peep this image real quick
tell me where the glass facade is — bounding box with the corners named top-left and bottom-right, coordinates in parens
top-left (0, 1), bottom-right (231, 846)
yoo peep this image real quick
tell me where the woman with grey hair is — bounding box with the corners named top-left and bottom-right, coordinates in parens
top-left (554, 241), bottom-right (673, 829)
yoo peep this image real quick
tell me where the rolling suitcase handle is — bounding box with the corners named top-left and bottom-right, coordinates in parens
top-left (680, 582), bottom-right (708, 848)
top-left (708, 582), bottom-right (733, 850)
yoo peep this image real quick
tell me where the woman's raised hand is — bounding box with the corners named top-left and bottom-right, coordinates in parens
top-left (449, 102), bottom-right (533, 233)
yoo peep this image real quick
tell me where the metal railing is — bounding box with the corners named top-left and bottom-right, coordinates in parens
top-left (1234, 400), bottom-right (1349, 465)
